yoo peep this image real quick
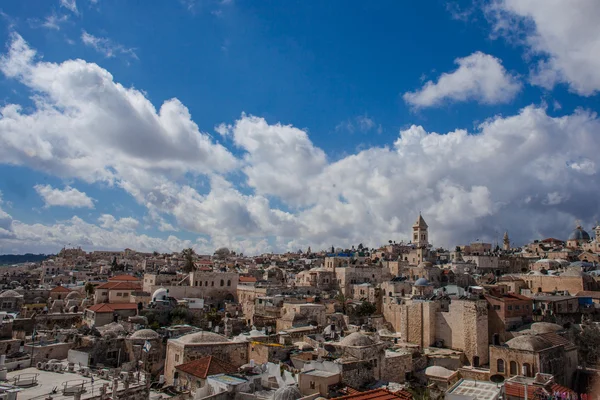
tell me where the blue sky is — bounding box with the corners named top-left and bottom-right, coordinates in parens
top-left (0, 0), bottom-right (599, 254)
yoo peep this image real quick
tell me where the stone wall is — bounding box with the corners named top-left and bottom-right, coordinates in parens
top-left (382, 352), bottom-right (412, 383)
top-left (400, 300), bottom-right (438, 348)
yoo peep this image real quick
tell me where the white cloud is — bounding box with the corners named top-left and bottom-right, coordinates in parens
top-left (60, 0), bottom-right (78, 14)
top-left (34, 184), bottom-right (95, 208)
top-left (485, 0), bottom-right (600, 96)
top-left (2, 34), bottom-right (600, 254)
top-left (98, 214), bottom-right (139, 231)
top-left (336, 115), bottom-right (382, 134)
top-left (403, 51), bottom-right (521, 108)
top-left (81, 31), bottom-right (137, 59)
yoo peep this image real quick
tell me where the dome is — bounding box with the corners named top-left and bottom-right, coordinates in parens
top-left (414, 278), bottom-right (429, 287)
top-left (0, 290), bottom-right (22, 298)
top-left (131, 329), bottom-right (160, 340)
top-left (273, 385), bottom-right (301, 400)
top-left (425, 366), bottom-right (455, 378)
top-left (178, 331), bottom-right (229, 344)
top-left (506, 335), bottom-right (552, 351)
top-left (560, 268), bottom-right (584, 277)
top-left (530, 322), bottom-right (563, 335)
top-left (339, 332), bottom-right (374, 347)
top-left (66, 291), bottom-right (82, 299)
top-left (568, 226), bottom-right (590, 241)
top-left (152, 288), bottom-right (168, 302)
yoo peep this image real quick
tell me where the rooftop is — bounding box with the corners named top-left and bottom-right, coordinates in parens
top-left (447, 379), bottom-right (501, 400)
top-left (175, 356), bottom-right (238, 379)
top-left (86, 303), bottom-right (138, 313)
top-left (332, 388), bottom-right (412, 400)
top-left (95, 281), bottom-right (142, 290)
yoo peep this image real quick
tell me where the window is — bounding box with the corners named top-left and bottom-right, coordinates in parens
top-left (515, 305), bottom-right (520, 310)
top-left (220, 280), bottom-right (224, 286)
top-left (522, 363), bottom-right (531, 377)
top-left (510, 361), bottom-right (518, 375)
top-left (497, 359), bottom-right (505, 373)
top-left (227, 280), bottom-right (231, 286)
top-left (507, 305), bottom-right (512, 310)
top-left (211, 281), bottom-right (214, 286)
top-left (175, 354), bottom-right (180, 362)
top-left (310, 381), bottom-right (315, 390)
top-left (107, 350), bottom-right (118, 359)
top-left (493, 305), bottom-right (500, 310)
top-left (116, 293), bottom-right (122, 297)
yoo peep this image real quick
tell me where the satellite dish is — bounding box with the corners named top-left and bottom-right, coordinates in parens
top-left (490, 374), bottom-right (505, 384)
top-left (323, 344), bottom-right (336, 353)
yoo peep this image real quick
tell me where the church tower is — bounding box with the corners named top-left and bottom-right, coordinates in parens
top-left (503, 231), bottom-right (510, 251)
top-left (412, 214), bottom-right (429, 248)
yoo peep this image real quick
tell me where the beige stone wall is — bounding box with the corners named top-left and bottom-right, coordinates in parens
top-left (164, 341), bottom-right (249, 385)
top-left (400, 301), bottom-right (438, 348)
top-left (521, 274), bottom-right (595, 294)
top-left (382, 352), bottom-right (412, 383)
top-left (382, 300), bottom-right (403, 332)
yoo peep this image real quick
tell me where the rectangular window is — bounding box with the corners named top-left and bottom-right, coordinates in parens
top-left (515, 305), bottom-right (520, 310)
top-left (175, 354), bottom-right (180, 362)
top-left (507, 305), bottom-right (512, 310)
top-left (116, 293), bottom-right (122, 297)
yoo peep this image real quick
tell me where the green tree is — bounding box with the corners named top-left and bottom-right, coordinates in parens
top-left (181, 248), bottom-right (195, 273)
top-left (353, 301), bottom-right (377, 317)
top-left (567, 322), bottom-right (600, 367)
top-left (85, 282), bottom-right (95, 296)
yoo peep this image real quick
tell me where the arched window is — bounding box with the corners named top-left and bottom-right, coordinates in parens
top-left (220, 280), bottom-right (224, 286)
top-left (497, 359), bottom-right (505, 373)
top-left (510, 361), bottom-right (518, 375)
top-left (227, 280), bottom-right (231, 286)
top-left (522, 363), bottom-right (531, 377)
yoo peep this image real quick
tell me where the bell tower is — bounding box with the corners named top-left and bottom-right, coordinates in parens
top-left (412, 214), bottom-right (428, 248)
top-left (503, 231), bottom-right (510, 251)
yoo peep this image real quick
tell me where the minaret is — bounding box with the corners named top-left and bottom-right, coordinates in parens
top-left (594, 222), bottom-right (600, 243)
top-left (412, 214), bottom-right (429, 248)
top-left (503, 231), bottom-right (510, 251)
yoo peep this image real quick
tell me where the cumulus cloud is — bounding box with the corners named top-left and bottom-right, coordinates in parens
top-left (403, 51), bottom-right (521, 108)
top-left (1, 33), bottom-right (600, 254)
top-left (98, 214), bottom-right (139, 231)
top-left (34, 184), bottom-right (95, 208)
top-left (485, 0), bottom-right (600, 96)
top-left (60, 0), bottom-right (78, 14)
top-left (81, 31), bottom-right (137, 59)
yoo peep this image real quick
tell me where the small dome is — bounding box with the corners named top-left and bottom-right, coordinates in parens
top-left (568, 226), bottom-right (590, 241)
top-left (530, 322), bottom-right (563, 335)
top-left (425, 366), bottom-right (455, 378)
top-left (506, 335), bottom-right (552, 351)
top-left (178, 331), bottom-right (229, 344)
top-left (0, 290), bottom-right (22, 298)
top-left (152, 288), bottom-right (168, 302)
top-left (414, 278), bottom-right (429, 287)
top-left (560, 268), bottom-right (584, 277)
top-left (131, 329), bottom-right (160, 340)
top-left (273, 385), bottom-right (301, 400)
top-left (66, 291), bottom-right (82, 299)
top-left (339, 332), bottom-right (374, 347)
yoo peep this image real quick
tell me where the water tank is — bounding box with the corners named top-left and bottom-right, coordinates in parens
top-left (159, 375), bottom-right (165, 384)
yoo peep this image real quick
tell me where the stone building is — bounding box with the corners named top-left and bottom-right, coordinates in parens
top-left (295, 267), bottom-right (335, 290)
top-left (94, 281), bottom-right (142, 304)
top-left (485, 293), bottom-right (533, 341)
top-left (164, 331), bottom-right (248, 385)
top-left (566, 225), bottom-right (591, 249)
top-left (125, 329), bottom-right (165, 376)
top-left (520, 269), bottom-right (597, 294)
top-left (489, 332), bottom-right (578, 387)
top-left (277, 303), bottom-right (327, 331)
top-left (331, 332), bottom-right (389, 386)
top-left (83, 303), bottom-right (138, 327)
top-left (0, 290), bottom-right (23, 312)
top-left (174, 355), bottom-right (238, 394)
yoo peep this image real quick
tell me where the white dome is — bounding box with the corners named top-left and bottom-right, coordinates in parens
top-left (273, 386), bottom-right (301, 400)
top-left (152, 288), bottom-right (168, 302)
top-left (339, 332), bottom-right (374, 347)
top-left (178, 331), bottom-right (229, 344)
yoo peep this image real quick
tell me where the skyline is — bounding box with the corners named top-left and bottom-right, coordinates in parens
top-left (1, 0), bottom-right (600, 254)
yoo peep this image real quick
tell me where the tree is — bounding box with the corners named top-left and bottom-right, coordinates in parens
top-left (358, 243), bottom-right (364, 250)
top-left (181, 248), bottom-right (195, 273)
top-left (214, 247), bottom-right (231, 259)
top-left (567, 322), bottom-right (600, 367)
top-left (85, 282), bottom-right (95, 296)
top-left (352, 301), bottom-right (377, 317)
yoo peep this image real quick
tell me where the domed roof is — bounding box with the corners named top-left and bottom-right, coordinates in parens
top-left (414, 278), bottom-right (430, 287)
top-left (569, 226), bottom-right (590, 241)
top-left (560, 268), bottom-right (584, 277)
top-left (66, 291), bottom-right (82, 299)
top-left (506, 335), bottom-right (552, 351)
top-left (425, 366), bottom-right (455, 378)
top-left (130, 329), bottom-right (160, 340)
top-left (339, 332), bottom-right (374, 347)
top-left (178, 331), bottom-right (229, 344)
top-left (273, 385), bottom-right (301, 400)
top-left (152, 288), bottom-right (168, 302)
top-left (0, 290), bottom-right (22, 298)
top-left (530, 322), bottom-right (563, 335)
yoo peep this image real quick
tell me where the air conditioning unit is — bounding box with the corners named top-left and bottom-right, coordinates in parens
top-left (53, 363), bottom-right (62, 372)
top-left (36, 362), bottom-right (44, 370)
top-left (44, 363), bottom-right (52, 371)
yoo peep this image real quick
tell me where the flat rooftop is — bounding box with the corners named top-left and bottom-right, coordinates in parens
top-left (447, 379), bottom-right (501, 400)
top-left (303, 369), bottom-right (339, 378)
top-left (5, 366), bottom-right (157, 400)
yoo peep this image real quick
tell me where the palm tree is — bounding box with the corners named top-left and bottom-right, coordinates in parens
top-left (181, 248), bottom-right (195, 273)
